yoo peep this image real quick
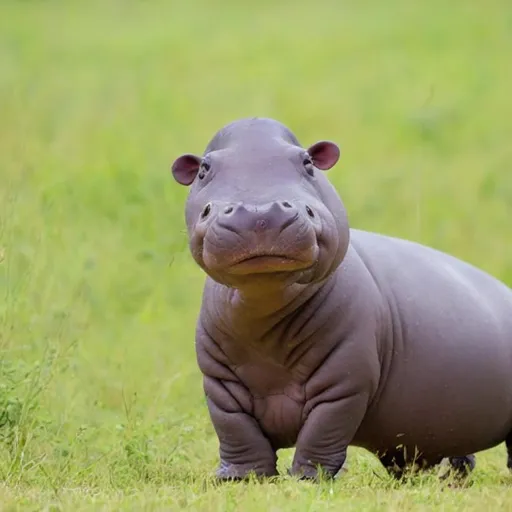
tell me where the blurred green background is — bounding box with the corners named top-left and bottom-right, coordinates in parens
top-left (1, 0), bottom-right (511, 509)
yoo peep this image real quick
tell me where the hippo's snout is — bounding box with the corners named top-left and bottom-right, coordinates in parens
top-left (213, 201), bottom-right (307, 235)
top-left (198, 200), bottom-right (321, 276)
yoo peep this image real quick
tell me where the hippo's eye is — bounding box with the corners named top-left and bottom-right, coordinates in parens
top-left (303, 157), bottom-right (315, 176)
top-left (198, 161), bottom-right (210, 181)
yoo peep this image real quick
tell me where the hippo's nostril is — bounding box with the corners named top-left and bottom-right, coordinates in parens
top-left (224, 205), bottom-right (234, 214)
top-left (256, 219), bottom-right (268, 231)
top-left (201, 203), bottom-right (212, 219)
top-left (305, 205), bottom-right (315, 218)
top-left (281, 201), bottom-right (292, 209)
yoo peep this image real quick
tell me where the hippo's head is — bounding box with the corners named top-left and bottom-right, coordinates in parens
top-left (171, 118), bottom-right (350, 289)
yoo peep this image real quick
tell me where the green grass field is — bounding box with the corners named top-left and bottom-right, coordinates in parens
top-left (1, 0), bottom-right (512, 509)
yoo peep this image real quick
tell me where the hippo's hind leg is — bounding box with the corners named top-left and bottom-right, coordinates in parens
top-left (378, 450), bottom-right (406, 480)
top-left (507, 432), bottom-right (512, 471)
top-left (446, 455), bottom-right (476, 478)
top-left (379, 450), bottom-right (475, 480)
top-left (377, 449), bottom-right (436, 479)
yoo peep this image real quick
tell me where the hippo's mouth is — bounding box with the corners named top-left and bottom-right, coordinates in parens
top-left (227, 254), bottom-right (315, 275)
top-left (201, 228), bottom-right (320, 278)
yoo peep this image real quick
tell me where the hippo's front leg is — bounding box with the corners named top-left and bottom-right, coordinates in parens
top-left (290, 393), bottom-right (369, 480)
top-left (204, 376), bottom-right (278, 481)
top-left (197, 329), bottom-right (278, 480)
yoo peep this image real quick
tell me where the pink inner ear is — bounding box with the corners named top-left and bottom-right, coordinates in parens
top-left (171, 154), bottom-right (201, 186)
top-left (308, 141), bottom-right (340, 170)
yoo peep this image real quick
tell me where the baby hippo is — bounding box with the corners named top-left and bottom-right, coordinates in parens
top-left (170, 117), bottom-right (512, 481)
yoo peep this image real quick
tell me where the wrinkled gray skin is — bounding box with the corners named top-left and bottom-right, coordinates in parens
top-left (171, 117), bottom-right (512, 482)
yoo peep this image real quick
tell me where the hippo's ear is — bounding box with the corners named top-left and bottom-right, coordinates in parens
top-left (171, 154), bottom-right (202, 186)
top-left (307, 141), bottom-right (340, 171)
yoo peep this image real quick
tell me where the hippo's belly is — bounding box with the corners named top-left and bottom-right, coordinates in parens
top-left (350, 229), bottom-right (512, 458)
top-left (234, 361), bottom-right (306, 450)
top-left (253, 394), bottom-right (304, 450)
top-left (355, 339), bottom-right (512, 459)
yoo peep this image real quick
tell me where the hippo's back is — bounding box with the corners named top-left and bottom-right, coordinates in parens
top-left (348, 229), bottom-right (512, 458)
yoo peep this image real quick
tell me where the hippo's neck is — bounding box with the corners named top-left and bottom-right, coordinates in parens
top-left (203, 275), bottom-right (337, 346)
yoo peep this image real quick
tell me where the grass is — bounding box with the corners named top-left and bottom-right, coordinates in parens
top-left (1, 0), bottom-right (512, 509)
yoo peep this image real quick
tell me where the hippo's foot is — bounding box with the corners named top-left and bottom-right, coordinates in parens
top-left (289, 443), bottom-right (348, 482)
top-left (378, 451), bottom-right (440, 481)
top-left (287, 463), bottom-right (340, 482)
top-left (506, 432), bottom-right (512, 471)
top-left (287, 457), bottom-right (348, 481)
top-left (215, 461), bottom-right (279, 482)
top-left (447, 455), bottom-right (476, 476)
top-left (378, 451), bottom-right (407, 480)
top-left (438, 455), bottom-right (476, 485)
